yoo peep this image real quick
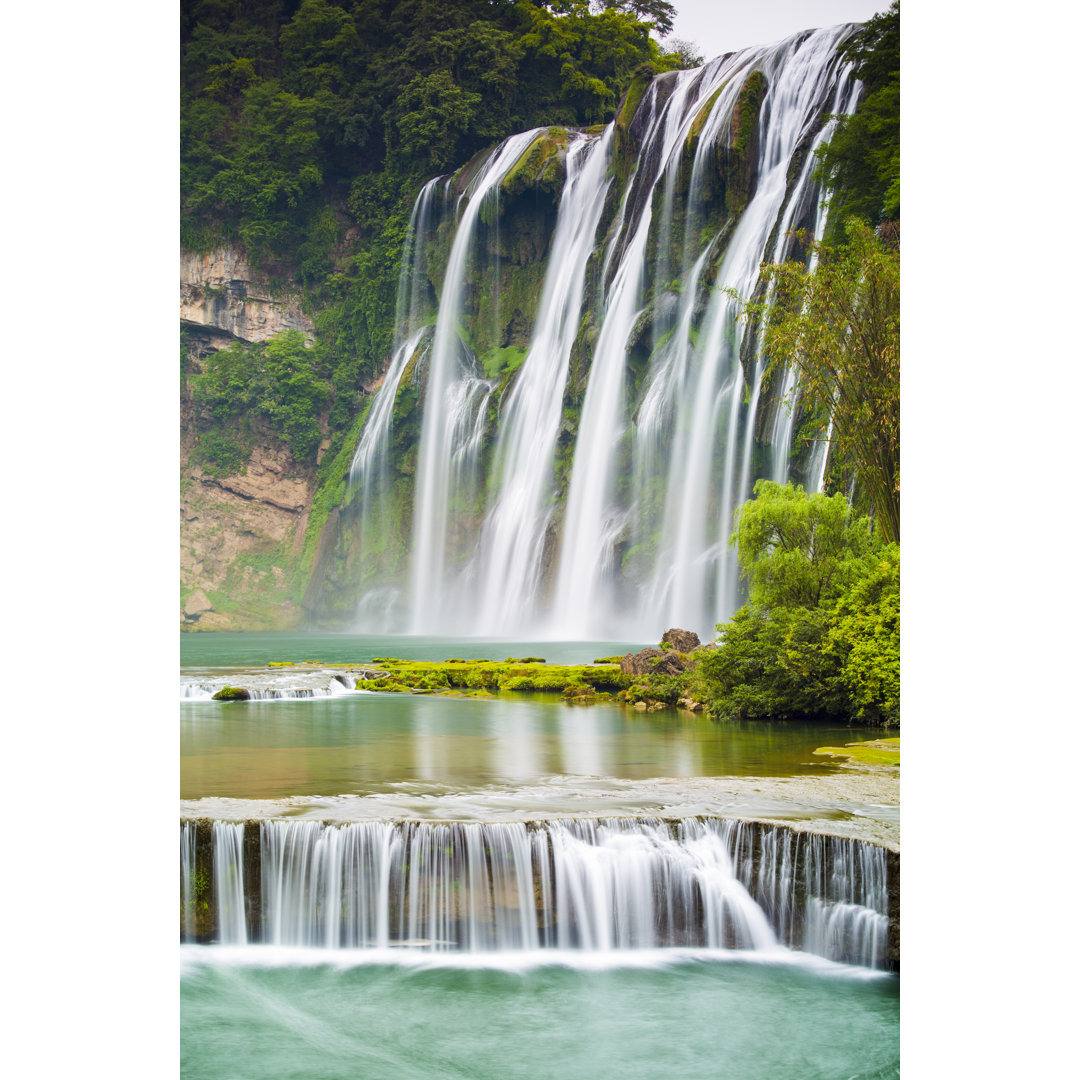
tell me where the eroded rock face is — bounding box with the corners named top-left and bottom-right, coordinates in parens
top-left (180, 411), bottom-right (317, 631)
top-left (661, 628), bottom-right (700, 653)
top-left (180, 246), bottom-right (314, 347)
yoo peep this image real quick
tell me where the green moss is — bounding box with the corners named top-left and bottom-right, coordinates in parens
top-left (212, 686), bottom-right (251, 701)
top-left (480, 346), bottom-right (528, 380)
top-left (812, 738), bottom-right (900, 766)
top-left (298, 396), bottom-right (374, 586)
top-left (352, 658), bottom-right (630, 697)
top-left (687, 84), bottom-right (724, 148)
top-left (500, 129), bottom-right (569, 201)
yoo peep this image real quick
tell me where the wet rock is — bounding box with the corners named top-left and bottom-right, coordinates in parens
top-left (620, 647), bottom-right (664, 675)
top-left (661, 628), bottom-right (700, 652)
top-left (212, 686), bottom-right (251, 701)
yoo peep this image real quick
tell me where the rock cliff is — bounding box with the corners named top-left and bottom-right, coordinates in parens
top-left (180, 245), bottom-right (322, 631)
top-left (180, 247), bottom-right (314, 351)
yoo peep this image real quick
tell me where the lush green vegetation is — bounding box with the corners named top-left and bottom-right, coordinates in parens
top-left (188, 329), bottom-right (333, 471)
top-left (695, 482), bottom-right (899, 726)
top-left (337, 657), bottom-right (632, 696)
top-left (746, 219), bottom-right (900, 544)
top-left (815, 1), bottom-right (899, 230)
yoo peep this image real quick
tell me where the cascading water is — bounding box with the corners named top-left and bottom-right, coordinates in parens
top-left (408, 129), bottom-right (543, 633)
top-left (212, 821), bottom-right (247, 945)
top-left (339, 26), bottom-right (861, 641)
top-left (180, 816), bottom-right (892, 969)
top-left (466, 130), bottom-right (613, 633)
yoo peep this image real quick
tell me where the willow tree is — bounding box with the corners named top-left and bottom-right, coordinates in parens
top-left (745, 219), bottom-right (900, 544)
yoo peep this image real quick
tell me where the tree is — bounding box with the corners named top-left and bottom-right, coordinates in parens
top-left (658, 37), bottom-right (704, 69)
top-left (744, 219), bottom-right (899, 544)
top-left (695, 483), bottom-right (899, 725)
top-left (732, 480), bottom-right (875, 610)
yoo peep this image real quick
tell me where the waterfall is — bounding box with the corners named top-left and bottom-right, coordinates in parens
top-left (467, 130), bottom-right (613, 633)
top-left (408, 129), bottom-right (544, 633)
top-left (337, 26), bottom-right (860, 641)
top-left (181, 817), bottom-right (892, 969)
top-left (212, 822), bottom-right (247, 945)
top-left (769, 78), bottom-right (862, 484)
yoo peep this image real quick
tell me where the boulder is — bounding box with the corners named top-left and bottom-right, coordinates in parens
top-left (620, 646), bottom-right (688, 676)
top-left (661, 628), bottom-right (700, 652)
top-left (620, 647), bottom-right (664, 675)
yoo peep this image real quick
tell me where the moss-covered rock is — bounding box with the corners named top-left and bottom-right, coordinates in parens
top-left (500, 129), bottom-right (569, 201)
top-left (212, 686), bottom-right (251, 701)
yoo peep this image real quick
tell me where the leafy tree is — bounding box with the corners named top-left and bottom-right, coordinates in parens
top-left (696, 604), bottom-right (849, 722)
top-left (744, 219), bottom-right (900, 544)
top-left (190, 330), bottom-right (332, 464)
top-left (599, 1), bottom-right (677, 38)
top-left (696, 483), bottom-right (899, 726)
top-left (827, 544), bottom-right (899, 725)
top-left (390, 70), bottom-right (483, 170)
top-left (732, 480), bottom-right (874, 609)
top-left (659, 36), bottom-right (704, 69)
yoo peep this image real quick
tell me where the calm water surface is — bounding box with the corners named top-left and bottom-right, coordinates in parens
top-left (181, 633), bottom-right (877, 800)
top-left (181, 691), bottom-right (872, 800)
top-left (180, 632), bottom-right (648, 668)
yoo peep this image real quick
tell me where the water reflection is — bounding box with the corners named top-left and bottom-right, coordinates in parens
top-left (181, 690), bottom-right (874, 801)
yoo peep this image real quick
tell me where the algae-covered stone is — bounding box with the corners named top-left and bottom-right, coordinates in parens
top-left (212, 686), bottom-right (250, 701)
top-left (500, 129), bottom-right (568, 201)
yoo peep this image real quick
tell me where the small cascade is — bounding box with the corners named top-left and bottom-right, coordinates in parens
top-left (180, 821), bottom-right (196, 941)
top-left (180, 817), bottom-right (894, 969)
top-left (180, 672), bottom-right (365, 702)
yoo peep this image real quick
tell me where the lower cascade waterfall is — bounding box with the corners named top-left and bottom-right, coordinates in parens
top-left (181, 817), bottom-right (893, 970)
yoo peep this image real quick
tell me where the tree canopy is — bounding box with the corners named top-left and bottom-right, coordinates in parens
top-left (695, 483), bottom-right (899, 726)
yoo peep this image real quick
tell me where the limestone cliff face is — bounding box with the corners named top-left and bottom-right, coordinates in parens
top-left (180, 246), bottom-right (314, 350)
top-left (180, 244), bottom-right (323, 631)
top-left (180, 408), bottom-right (321, 630)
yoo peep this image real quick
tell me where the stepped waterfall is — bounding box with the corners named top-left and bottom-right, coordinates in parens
top-left (180, 817), bottom-right (893, 970)
top-left (333, 26), bottom-right (860, 640)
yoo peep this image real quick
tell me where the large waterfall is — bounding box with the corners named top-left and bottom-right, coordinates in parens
top-left (338, 26), bottom-right (860, 640)
top-left (181, 816), bottom-right (893, 970)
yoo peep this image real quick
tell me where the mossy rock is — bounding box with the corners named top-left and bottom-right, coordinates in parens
top-left (500, 129), bottom-right (569, 201)
top-left (212, 686), bottom-right (250, 701)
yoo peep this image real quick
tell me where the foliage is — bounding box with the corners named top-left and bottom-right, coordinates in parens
top-left (744, 220), bottom-right (899, 543)
top-left (828, 544), bottom-right (899, 725)
top-left (816, 1), bottom-right (899, 227)
top-left (697, 484), bottom-right (899, 726)
top-left (657, 36), bottom-right (703, 70)
top-left (356, 658), bottom-right (630, 695)
top-left (189, 329), bottom-right (332, 465)
top-left (732, 480), bottom-right (874, 609)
